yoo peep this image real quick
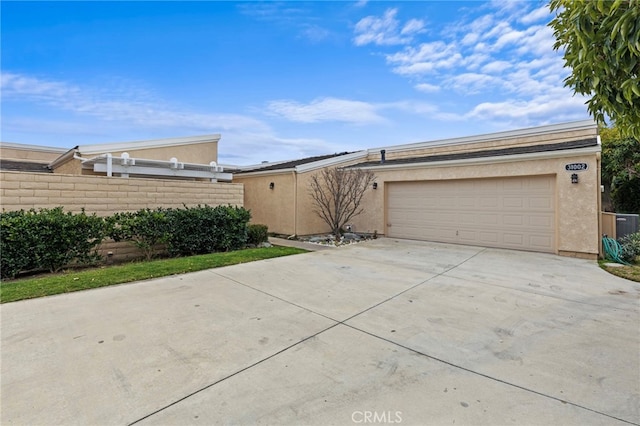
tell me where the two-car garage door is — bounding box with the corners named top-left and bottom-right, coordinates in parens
top-left (386, 176), bottom-right (556, 253)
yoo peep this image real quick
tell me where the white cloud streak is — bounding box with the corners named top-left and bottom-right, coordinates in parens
top-left (266, 97), bottom-right (385, 124)
top-left (353, 8), bottom-right (424, 46)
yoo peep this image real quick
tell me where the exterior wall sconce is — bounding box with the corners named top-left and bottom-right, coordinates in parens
top-left (571, 173), bottom-right (579, 184)
top-left (373, 182), bottom-right (378, 190)
top-left (269, 182), bottom-right (275, 190)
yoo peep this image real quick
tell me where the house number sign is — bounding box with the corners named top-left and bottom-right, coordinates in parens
top-left (565, 163), bottom-right (588, 172)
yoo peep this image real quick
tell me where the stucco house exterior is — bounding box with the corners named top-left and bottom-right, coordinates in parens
top-left (235, 120), bottom-right (602, 259)
top-left (1, 120), bottom-right (602, 259)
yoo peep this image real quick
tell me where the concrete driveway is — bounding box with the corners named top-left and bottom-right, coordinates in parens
top-left (1, 239), bottom-right (639, 425)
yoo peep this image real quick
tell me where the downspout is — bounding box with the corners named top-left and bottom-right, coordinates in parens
top-left (597, 140), bottom-right (603, 258)
top-left (292, 169), bottom-right (298, 236)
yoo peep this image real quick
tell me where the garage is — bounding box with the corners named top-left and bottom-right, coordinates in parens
top-left (386, 175), bottom-right (556, 253)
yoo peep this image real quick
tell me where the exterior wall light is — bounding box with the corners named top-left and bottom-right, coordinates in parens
top-left (571, 173), bottom-right (579, 184)
top-left (269, 182), bottom-right (275, 189)
top-left (373, 182), bottom-right (378, 190)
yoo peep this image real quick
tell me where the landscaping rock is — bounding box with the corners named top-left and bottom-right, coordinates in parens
top-left (259, 242), bottom-right (273, 248)
top-left (343, 233), bottom-right (361, 241)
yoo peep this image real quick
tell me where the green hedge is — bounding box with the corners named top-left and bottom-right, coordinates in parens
top-left (0, 208), bottom-right (106, 279)
top-left (1, 205), bottom-right (253, 279)
top-left (164, 205), bottom-right (251, 256)
top-left (247, 224), bottom-right (269, 245)
top-left (108, 208), bottom-right (169, 260)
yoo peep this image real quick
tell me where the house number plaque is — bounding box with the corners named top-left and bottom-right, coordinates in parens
top-left (565, 163), bottom-right (588, 172)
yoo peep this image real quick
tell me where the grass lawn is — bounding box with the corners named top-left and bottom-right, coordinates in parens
top-left (0, 246), bottom-right (307, 304)
top-left (599, 260), bottom-right (640, 283)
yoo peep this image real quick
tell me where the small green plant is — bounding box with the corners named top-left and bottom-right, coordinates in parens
top-left (619, 232), bottom-right (640, 264)
top-left (247, 224), bottom-right (269, 245)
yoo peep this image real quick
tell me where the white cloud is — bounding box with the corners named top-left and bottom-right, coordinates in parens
top-left (481, 60), bottom-right (511, 73)
top-left (468, 92), bottom-right (588, 122)
top-left (493, 27), bottom-right (524, 50)
top-left (461, 32), bottom-right (479, 46)
top-left (353, 8), bottom-right (423, 46)
top-left (446, 73), bottom-right (502, 94)
top-left (386, 42), bottom-right (462, 75)
top-left (401, 18), bottom-right (426, 36)
top-left (515, 25), bottom-right (556, 56)
top-left (520, 6), bottom-right (551, 25)
top-left (266, 97), bottom-right (386, 124)
top-left (380, 100), bottom-right (438, 115)
top-left (414, 83), bottom-right (441, 93)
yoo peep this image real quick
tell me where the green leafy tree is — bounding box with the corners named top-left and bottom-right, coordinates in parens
top-left (600, 125), bottom-right (640, 213)
top-left (549, 0), bottom-right (640, 139)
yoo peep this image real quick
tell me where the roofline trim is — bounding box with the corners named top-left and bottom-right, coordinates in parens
top-left (232, 169), bottom-right (296, 178)
top-left (233, 151), bottom-right (369, 176)
top-left (0, 141), bottom-right (68, 153)
top-left (367, 120), bottom-right (597, 155)
top-left (295, 150), bottom-right (368, 173)
top-left (78, 134), bottom-right (221, 154)
top-left (354, 145), bottom-right (601, 171)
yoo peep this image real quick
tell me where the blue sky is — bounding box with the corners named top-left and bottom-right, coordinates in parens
top-left (1, 1), bottom-right (591, 165)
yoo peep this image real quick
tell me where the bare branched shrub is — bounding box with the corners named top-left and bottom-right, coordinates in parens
top-left (308, 167), bottom-right (375, 238)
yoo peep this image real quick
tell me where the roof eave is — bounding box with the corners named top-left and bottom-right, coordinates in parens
top-left (367, 120), bottom-right (598, 155)
top-left (354, 145), bottom-right (601, 171)
top-left (295, 150), bottom-right (369, 173)
top-left (78, 134), bottom-right (221, 155)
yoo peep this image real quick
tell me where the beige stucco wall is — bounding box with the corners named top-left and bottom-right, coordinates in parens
top-left (82, 141), bottom-right (218, 164)
top-left (234, 172), bottom-right (296, 235)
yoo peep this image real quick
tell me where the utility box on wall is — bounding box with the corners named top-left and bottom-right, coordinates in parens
top-left (616, 214), bottom-right (639, 239)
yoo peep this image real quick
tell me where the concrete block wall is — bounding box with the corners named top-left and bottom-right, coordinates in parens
top-left (0, 171), bottom-right (243, 214)
top-left (1, 171), bottom-right (244, 262)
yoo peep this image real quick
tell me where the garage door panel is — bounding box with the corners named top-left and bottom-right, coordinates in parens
top-left (530, 235), bottom-right (554, 249)
top-left (458, 197), bottom-right (476, 208)
top-left (503, 197), bottom-right (524, 208)
top-left (478, 197), bottom-right (498, 208)
top-left (503, 214), bottom-right (524, 226)
top-left (529, 215), bottom-right (553, 228)
top-left (387, 176), bottom-right (555, 253)
top-left (529, 197), bottom-right (553, 209)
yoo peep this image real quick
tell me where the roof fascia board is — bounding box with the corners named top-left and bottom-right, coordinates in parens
top-left (295, 151), bottom-right (368, 173)
top-left (48, 148), bottom-right (79, 169)
top-left (233, 169), bottom-right (295, 178)
top-left (354, 145), bottom-right (601, 171)
top-left (78, 134), bottom-right (221, 154)
top-left (227, 159), bottom-right (295, 172)
top-left (368, 120), bottom-right (597, 155)
top-left (0, 141), bottom-right (68, 153)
